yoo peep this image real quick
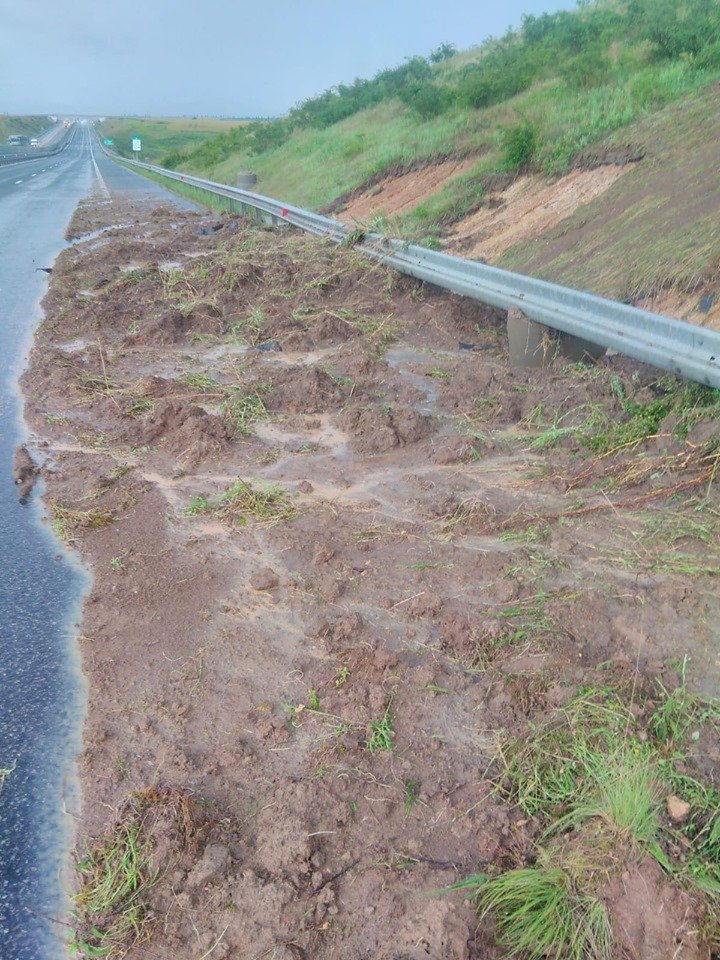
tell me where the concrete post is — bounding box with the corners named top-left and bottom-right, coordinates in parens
top-left (506, 307), bottom-right (607, 367)
top-left (507, 308), bottom-right (557, 368)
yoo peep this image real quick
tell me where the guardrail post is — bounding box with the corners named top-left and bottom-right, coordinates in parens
top-left (507, 308), bottom-right (557, 368)
top-left (507, 308), bottom-right (607, 367)
top-left (555, 330), bottom-right (607, 363)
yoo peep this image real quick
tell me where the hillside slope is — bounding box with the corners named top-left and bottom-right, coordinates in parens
top-left (0, 115), bottom-right (53, 142)
top-left (158, 0), bottom-right (720, 316)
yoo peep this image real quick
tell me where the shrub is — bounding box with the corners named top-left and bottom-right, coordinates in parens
top-left (399, 82), bottom-right (451, 120)
top-left (500, 121), bottom-right (539, 171)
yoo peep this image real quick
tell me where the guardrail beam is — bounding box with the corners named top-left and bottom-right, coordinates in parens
top-left (105, 144), bottom-right (720, 390)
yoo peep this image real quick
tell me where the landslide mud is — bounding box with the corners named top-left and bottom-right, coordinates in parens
top-left (22, 196), bottom-right (720, 959)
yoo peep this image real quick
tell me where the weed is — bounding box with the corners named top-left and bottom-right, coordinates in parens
top-left (499, 522), bottom-right (549, 546)
top-left (50, 502), bottom-right (114, 541)
top-left (408, 560), bottom-right (454, 570)
top-left (227, 307), bottom-right (266, 344)
top-left (403, 779), bottom-right (421, 813)
top-left (110, 556), bottom-right (125, 572)
top-left (223, 384), bottom-right (271, 436)
top-left (308, 689), bottom-right (320, 711)
top-left (366, 701), bottom-right (394, 753)
top-left (335, 666), bottom-right (350, 688)
top-left (186, 478), bottom-right (297, 526)
top-left (0, 763), bottom-right (14, 795)
top-left (649, 658), bottom-right (720, 746)
top-left (179, 372), bottom-right (222, 393)
top-left (428, 368), bottom-right (451, 379)
top-left (127, 398), bottom-right (154, 416)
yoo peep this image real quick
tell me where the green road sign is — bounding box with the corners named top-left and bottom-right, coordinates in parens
top-left (103, 139), bottom-right (114, 145)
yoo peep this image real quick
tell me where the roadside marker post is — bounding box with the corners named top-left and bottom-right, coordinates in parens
top-left (132, 137), bottom-right (141, 159)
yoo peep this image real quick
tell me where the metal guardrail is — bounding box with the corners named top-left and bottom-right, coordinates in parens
top-left (108, 147), bottom-right (720, 389)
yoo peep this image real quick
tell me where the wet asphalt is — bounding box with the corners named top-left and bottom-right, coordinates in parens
top-left (0, 123), bottom-right (190, 959)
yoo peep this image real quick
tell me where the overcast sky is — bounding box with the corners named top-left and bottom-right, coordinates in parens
top-left (0, 0), bottom-right (576, 117)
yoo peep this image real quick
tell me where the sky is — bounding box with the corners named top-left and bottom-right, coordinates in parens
top-left (0, 0), bottom-right (577, 117)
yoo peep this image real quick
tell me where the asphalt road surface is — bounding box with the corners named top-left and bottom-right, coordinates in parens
top-left (0, 122), bottom-right (190, 960)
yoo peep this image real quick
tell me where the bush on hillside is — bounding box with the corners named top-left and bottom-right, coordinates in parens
top-left (170, 0), bottom-right (720, 176)
top-left (429, 43), bottom-right (458, 63)
top-left (399, 82), bottom-right (451, 119)
top-left (500, 121), bottom-right (539, 171)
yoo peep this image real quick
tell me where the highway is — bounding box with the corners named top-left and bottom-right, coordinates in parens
top-left (0, 123), bottom-right (189, 960)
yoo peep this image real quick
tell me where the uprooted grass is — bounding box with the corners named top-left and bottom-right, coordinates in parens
top-left (186, 477), bottom-right (297, 526)
top-left (452, 680), bottom-right (720, 958)
top-left (50, 501), bottom-right (115, 541)
top-left (72, 785), bottom-right (204, 958)
top-left (529, 376), bottom-right (720, 459)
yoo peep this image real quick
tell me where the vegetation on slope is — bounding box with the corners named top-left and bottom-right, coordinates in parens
top-left (0, 115), bottom-right (54, 142)
top-left (163, 0), bottom-right (720, 235)
top-left (97, 117), bottom-right (248, 163)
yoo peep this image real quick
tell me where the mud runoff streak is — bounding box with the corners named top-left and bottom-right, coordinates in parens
top-left (0, 125), bottom-right (190, 959)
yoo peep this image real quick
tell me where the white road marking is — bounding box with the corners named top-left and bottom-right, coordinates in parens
top-left (31, 173), bottom-right (36, 177)
top-left (88, 136), bottom-right (110, 199)
top-left (15, 180), bottom-right (22, 184)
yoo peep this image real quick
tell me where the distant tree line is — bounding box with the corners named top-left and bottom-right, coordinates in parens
top-left (164, 0), bottom-right (720, 170)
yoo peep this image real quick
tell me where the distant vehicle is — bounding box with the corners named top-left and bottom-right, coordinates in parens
top-left (30, 138), bottom-right (39, 147)
top-left (7, 135), bottom-right (30, 146)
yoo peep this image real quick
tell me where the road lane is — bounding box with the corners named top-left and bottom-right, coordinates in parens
top-left (0, 123), bottom-right (190, 960)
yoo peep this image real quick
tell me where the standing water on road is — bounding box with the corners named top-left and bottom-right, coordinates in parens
top-left (0, 136), bottom-right (91, 959)
top-left (0, 125), bottom-right (195, 958)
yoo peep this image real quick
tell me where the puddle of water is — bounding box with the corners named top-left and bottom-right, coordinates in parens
top-left (69, 222), bottom-right (132, 245)
top-left (255, 416), bottom-right (350, 461)
top-left (386, 345), bottom-right (454, 415)
top-left (57, 337), bottom-right (95, 354)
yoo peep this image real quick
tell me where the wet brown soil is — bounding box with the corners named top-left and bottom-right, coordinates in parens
top-left (21, 196), bottom-right (720, 959)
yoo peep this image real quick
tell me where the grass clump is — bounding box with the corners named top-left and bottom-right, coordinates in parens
top-left (50, 502), bottom-right (115, 541)
top-left (223, 383), bottom-right (271, 436)
top-left (366, 701), bottom-right (395, 753)
top-left (453, 861), bottom-right (612, 960)
top-left (72, 786), bottom-right (203, 958)
top-left (186, 478), bottom-right (297, 526)
top-left (72, 816), bottom-right (155, 957)
top-left (452, 680), bottom-right (720, 957)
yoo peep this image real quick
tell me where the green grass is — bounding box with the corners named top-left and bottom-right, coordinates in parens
top-left (453, 863), bottom-right (612, 960)
top-left (72, 815), bottom-right (156, 957)
top-left (0, 114), bottom-right (54, 142)
top-left (223, 387), bottom-right (270, 436)
top-left (366, 702), bottom-right (395, 753)
top-left (97, 117), bottom-right (246, 163)
top-left (500, 82), bottom-right (720, 299)
top-left (186, 478), bottom-right (297, 526)
top-left (451, 679), bottom-right (720, 958)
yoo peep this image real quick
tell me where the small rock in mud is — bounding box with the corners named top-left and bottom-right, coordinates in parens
top-left (250, 568), bottom-right (280, 591)
top-left (13, 445), bottom-right (39, 499)
top-left (254, 339), bottom-right (282, 352)
top-left (666, 795), bottom-right (691, 823)
top-left (185, 843), bottom-right (231, 890)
